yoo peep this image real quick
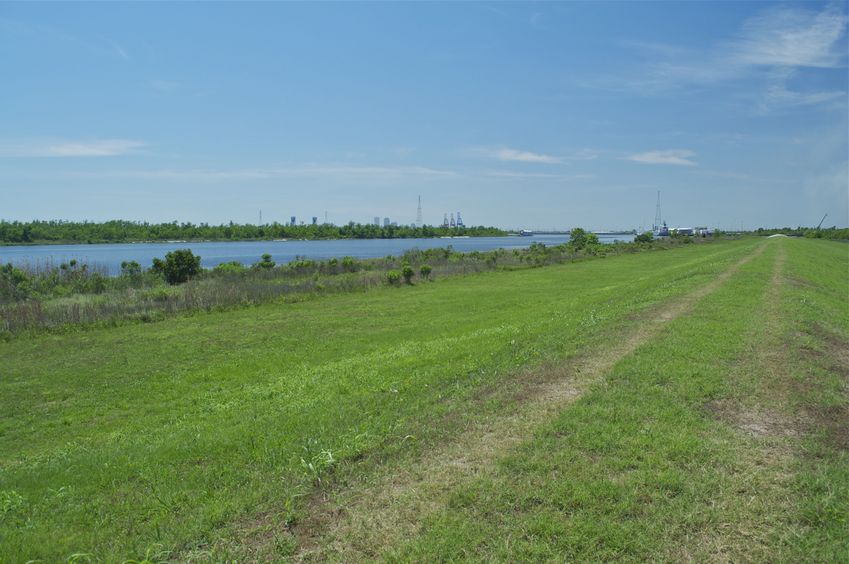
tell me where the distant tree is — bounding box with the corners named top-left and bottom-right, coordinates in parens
top-left (420, 264), bottom-right (432, 280)
top-left (569, 227), bottom-right (589, 250)
top-left (152, 249), bottom-right (201, 285)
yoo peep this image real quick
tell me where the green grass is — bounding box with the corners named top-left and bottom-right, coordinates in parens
top-left (386, 238), bottom-right (848, 561)
top-left (1, 237), bottom-right (845, 561)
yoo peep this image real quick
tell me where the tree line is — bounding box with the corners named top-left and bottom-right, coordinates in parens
top-left (755, 226), bottom-right (849, 240)
top-left (0, 220), bottom-right (506, 244)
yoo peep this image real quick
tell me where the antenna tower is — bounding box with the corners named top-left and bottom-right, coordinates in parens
top-left (653, 191), bottom-right (662, 232)
top-left (416, 195), bottom-right (423, 227)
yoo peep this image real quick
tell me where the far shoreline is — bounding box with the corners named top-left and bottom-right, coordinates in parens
top-left (0, 233), bottom-right (526, 247)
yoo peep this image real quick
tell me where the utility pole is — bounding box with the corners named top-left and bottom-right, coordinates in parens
top-left (653, 191), bottom-right (662, 233)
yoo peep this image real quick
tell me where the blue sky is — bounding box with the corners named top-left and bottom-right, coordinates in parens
top-left (2, 1), bottom-right (847, 230)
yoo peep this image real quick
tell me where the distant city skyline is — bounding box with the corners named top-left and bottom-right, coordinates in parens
top-left (1, 2), bottom-right (847, 229)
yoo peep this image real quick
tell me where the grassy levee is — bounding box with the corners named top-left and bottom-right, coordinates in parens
top-left (386, 237), bottom-right (847, 561)
top-left (1, 239), bottom-right (761, 560)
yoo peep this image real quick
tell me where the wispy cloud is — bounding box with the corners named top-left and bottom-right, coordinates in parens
top-left (108, 40), bottom-right (129, 60)
top-left (471, 146), bottom-right (563, 164)
top-left (594, 5), bottom-right (847, 112)
top-left (484, 170), bottom-right (596, 180)
top-left (624, 150), bottom-right (697, 166)
top-left (0, 139), bottom-right (146, 157)
top-left (757, 68), bottom-right (846, 114)
top-left (485, 170), bottom-right (560, 179)
top-left (64, 164), bottom-right (455, 181)
top-left (731, 5), bottom-right (847, 68)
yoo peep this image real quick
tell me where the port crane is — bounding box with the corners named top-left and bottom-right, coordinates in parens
top-left (816, 213), bottom-right (828, 230)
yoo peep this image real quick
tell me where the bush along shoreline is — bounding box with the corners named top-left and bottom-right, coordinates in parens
top-left (1, 229), bottom-right (716, 337)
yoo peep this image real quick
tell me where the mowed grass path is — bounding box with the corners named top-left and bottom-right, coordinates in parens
top-left (1, 238), bottom-right (844, 560)
top-left (373, 238), bottom-right (848, 562)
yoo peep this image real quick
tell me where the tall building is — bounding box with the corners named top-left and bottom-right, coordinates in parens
top-left (373, 216), bottom-right (380, 226)
top-left (290, 216), bottom-right (296, 226)
top-left (383, 217), bottom-right (390, 227)
top-left (311, 216), bottom-right (318, 226)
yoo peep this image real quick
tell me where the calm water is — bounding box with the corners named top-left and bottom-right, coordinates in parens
top-left (1, 234), bottom-right (633, 275)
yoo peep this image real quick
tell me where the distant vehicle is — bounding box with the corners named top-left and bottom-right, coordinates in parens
top-left (518, 230), bottom-right (534, 236)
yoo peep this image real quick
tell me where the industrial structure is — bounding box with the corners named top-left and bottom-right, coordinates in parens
top-left (416, 196), bottom-right (423, 228)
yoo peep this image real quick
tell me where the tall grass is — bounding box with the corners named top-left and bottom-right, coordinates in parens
top-left (0, 238), bottom-right (706, 336)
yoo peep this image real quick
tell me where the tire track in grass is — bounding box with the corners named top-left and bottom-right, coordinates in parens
top-left (290, 243), bottom-right (768, 561)
top-left (685, 241), bottom-right (802, 561)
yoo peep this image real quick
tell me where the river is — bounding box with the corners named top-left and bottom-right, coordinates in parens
top-left (1, 234), bottom-right (634, 275)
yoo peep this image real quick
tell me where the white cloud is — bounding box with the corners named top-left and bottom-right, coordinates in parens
top-left (625, 150), bottom-right (697, 166)
top-left (484, 170), bottom-right (562, 179)
top-left (0, 139), bottom-right (146, 157)
top-left (473, 146), bottom-right (563, 164)
top-left (731, 5), bottom-right (847, 68)
top-left (64, 164), bottom-right (455, 181)
top-left (484, 170), bottom-right (596, 180)
top-left (598, 5), bottom-right (847, 111)
top-left (757, 68), bottom-right (846, 113)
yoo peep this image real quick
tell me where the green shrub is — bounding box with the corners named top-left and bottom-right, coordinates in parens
top-left (0, 264), bottom-right (31, 302)
top-left (635, 231), bottom-right (653, 244)
top-left (152, 249), bottom-right (202, 285)
top-left (213, 261), bottom-right (246, 275)
top-left (401, 265), bottom-right (415, 284)
top-left (120, 260), bottom-right (142, 277)
top-left (255, 253), bottom-right (275, 269)
top-left (341, 256), bottom-right (357, 272)
top-left (386, 270), bottom-right (401, 285)
top-left (420, 264), bottom-right (432, 280)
